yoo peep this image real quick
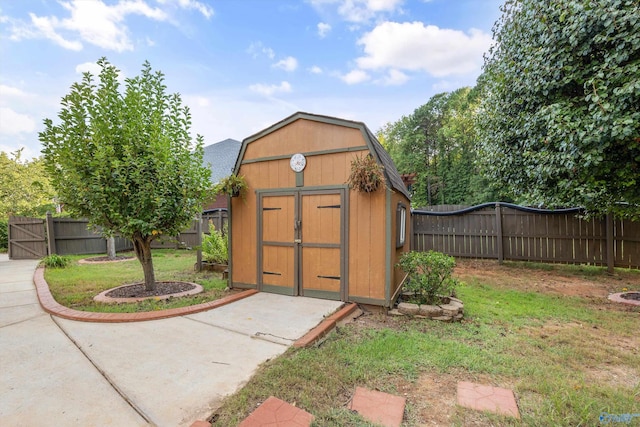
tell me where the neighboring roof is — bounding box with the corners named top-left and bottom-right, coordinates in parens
top-left (203, 138), bottom-right (241, 184)
top-left (237, 112), bottom-right (410, 199)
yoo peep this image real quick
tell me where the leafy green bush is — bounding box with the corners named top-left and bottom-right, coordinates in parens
top-left (397, 250), bottom-right (459, 305)
top-left (42, 254), bottom-right (71, 269)
top-left (202, 222), bottom-right (228, 264)
top-left (0, 219), bottom-right (7, 252)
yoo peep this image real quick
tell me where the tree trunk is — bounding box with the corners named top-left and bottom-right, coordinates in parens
top-left (106, 236), bottom-right (116, 260)
top-left (133, 235), bottom-right (155, 291)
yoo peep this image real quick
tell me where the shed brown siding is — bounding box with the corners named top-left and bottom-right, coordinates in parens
top-left (348, 188), bottom-right (386, 300)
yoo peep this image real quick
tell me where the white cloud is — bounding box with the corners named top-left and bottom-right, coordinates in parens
top-left (175, 0), bottom-right (214, 19)
top-left (379, 69), bottom-right (408, 85)
top-left (431, 79), bottom-right (462, 92)
top-left (340, 69), bottom-right (370, 84)
top-left (0, 107), bottom-right (36, 135)
top-left (247, 41), bottom-right (275, 59)
top-left (310, 0), bottom-right (403, 23)
top-left (317, 22), bottom-right (331, 38)
top-left (27, 13), bottom-right (83, 51)
top-left (249, 81), bottom-right (292, 96)
top-left (0, 85), bottom-right (33, 98)
top-left (75, 62), bottom-right (102, 75)
top-left (309, 65), bottom-right (323, 74)
top-left (356, 22), bottom-right (492, 77)
top-left (5, 0), bottom-right (211, 52)
top-left (273, 56), bottom-right (298, 72)
top-left (189, 95), bottom-right (211, 107)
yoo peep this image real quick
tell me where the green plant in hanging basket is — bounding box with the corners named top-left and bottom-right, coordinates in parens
top-left (214, 174), bottom-right (248, 198)
top-left (347, 154), bottom-right (386, 193)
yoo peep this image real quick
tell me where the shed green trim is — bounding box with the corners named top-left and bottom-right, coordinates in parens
top-left (230, 282), bottom-right (257, 289)
top-left (262, 284), bottom-right (295, 296)
top-left (303, 289), bottom-right (341, 300)
top-left (240, 146), bottom-right (369, 165)
top-left (385, 188), bottom-right (392, 306)
top-left (347, 296), bottom-right (387, 307)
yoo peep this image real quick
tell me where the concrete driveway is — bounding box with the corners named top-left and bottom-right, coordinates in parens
top-left (0, 254), bottom-right (343, 426)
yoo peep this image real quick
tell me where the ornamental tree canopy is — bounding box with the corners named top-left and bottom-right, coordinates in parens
top-left (478, 0), bottom-right (640, 219)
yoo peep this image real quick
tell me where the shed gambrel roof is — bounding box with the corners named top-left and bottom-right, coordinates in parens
top-left (203, 138), bottom-right (241, 184)
top-left (237, 112), bottom-right (411, 199)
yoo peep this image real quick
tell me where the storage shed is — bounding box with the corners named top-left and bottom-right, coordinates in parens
top-left (229, 112), bottom-right (411, 307)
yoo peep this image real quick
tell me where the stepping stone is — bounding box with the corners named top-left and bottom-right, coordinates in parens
top-left (239, 396), bottom-right (314, 427)
top-left (348, 387), bottom-right (406, 427)
top-left (456, 381), bottom-right (520, 419)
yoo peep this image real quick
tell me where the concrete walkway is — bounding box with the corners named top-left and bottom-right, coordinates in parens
top-left (0, 254), bottom-right (343, 426)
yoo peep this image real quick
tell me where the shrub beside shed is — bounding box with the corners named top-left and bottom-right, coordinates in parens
top-left (229, 112), bottom-right (411, 307)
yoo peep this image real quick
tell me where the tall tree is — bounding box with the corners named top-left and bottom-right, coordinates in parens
top-left (0, 149), bottom-right (55, 219)
top-left (380, 87), bottom-right (499, 207)
top-left (478, 0), bottom-right (640, 218)
top-left (40, 58), bottom-right (211, 290)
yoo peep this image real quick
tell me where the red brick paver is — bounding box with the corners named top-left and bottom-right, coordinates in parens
top-left (457, 381), bottom-right (520, 418)
top-left (348, 387), bottom-right (406, 427)
top-left (239, 396), bottom-right (314, 427)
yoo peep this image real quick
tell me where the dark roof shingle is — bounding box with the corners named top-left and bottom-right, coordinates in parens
top-left (203, 138), bottom-right (241, 184)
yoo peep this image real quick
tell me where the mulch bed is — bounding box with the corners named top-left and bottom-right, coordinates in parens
top-left (106, 282), bottom-right (196, 298)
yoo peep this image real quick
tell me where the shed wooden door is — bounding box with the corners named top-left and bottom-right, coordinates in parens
top-left (299, 193), bottom-right (343, 300)
top-left (260, 194), bottom-right (296, 295)
top-left (258, 190), bottom-right (345, 300)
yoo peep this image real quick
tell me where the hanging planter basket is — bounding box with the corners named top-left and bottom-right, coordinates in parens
top-left (215, 174), bottom-right (248, 198)
top-left (347, 154), bottom-right (386, 193)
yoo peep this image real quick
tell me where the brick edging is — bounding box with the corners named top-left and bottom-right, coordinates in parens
top-left (33, 267), bottom-right (258, 323)
top-left (293, 302), bottom-right (358, 348)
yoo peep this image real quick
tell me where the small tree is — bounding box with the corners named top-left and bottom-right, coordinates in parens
top-left (40, 58), bottom-right (211, 291)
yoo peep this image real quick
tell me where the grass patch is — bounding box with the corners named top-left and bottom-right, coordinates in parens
top-left (211, 263), bottom-right (640, 426)
top-left (44, 249), bottom-right (230, 312)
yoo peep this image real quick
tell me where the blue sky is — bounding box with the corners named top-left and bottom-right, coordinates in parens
top-left (0, 0), bottom-right (503, 159)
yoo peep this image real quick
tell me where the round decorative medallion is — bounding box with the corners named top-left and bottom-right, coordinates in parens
top-left (290, 153), bottom-right (306, 172)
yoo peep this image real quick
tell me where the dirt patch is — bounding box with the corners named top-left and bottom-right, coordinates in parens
top-left (586, 365), bottom-right (640, 391)
top-left (453, 259), bottom-right (640, 299)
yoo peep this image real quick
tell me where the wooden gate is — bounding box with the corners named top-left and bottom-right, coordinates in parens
top-left (8, 216), bottom-right (47, 259)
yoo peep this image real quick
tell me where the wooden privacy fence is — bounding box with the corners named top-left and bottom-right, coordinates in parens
top-left (8, 209), bottom-right (228, 259)
top-left (412, 203), bottom-right (640, 270)
top-left (46, 215), bottom-right (133, 255)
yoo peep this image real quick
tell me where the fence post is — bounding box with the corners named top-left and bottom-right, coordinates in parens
top-left (196, 213), bottom-right (202, 272)
top-left (495, 203), bottom-right (504, 264)
top-left (606, 213), bottom-right (614, 274)
top-left (46, 212), bottom-right (56, 255)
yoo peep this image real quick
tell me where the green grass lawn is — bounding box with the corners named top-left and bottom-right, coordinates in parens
top-left (44, 249), bottom-right (230, 312)
top-left (210, 262), bottom-right (640, 426)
